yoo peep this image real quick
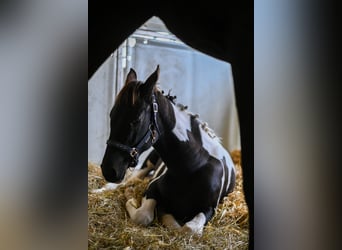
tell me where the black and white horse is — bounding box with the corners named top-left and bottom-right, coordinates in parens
top-left (101, 66), bottom-right (236, 234)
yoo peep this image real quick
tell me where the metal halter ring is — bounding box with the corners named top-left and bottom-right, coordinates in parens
top-left (130, 148), bottom-right (138, 158)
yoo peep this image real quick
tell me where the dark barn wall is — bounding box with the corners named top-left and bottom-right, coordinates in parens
top-left (89, 1), bottom-right (254, 248)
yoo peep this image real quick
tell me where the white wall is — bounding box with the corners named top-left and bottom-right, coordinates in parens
top-left (88, 52), bottom-right (116, 164)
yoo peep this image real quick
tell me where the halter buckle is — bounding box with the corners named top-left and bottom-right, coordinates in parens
top-left (130, 148), bottom-right (138, 158)
top-left (153, 102), bottom-right (158, 113)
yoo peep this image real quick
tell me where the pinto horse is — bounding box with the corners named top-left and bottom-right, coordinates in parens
top-left (101, 66), bottom-right (236, 234)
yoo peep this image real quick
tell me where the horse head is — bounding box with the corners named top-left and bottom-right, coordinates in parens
top-left (101, 66), bottom-right (160, 183)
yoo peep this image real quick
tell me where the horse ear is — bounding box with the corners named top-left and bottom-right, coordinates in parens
top-left (125, 68), bottom-right (137, 85)
top-left (142, 65), bottom-right (160, 95)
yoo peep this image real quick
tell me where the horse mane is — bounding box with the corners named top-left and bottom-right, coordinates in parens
top-left (160, 88), bottom-right (222, 143)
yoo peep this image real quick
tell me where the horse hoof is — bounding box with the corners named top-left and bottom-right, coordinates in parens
top-left (178, 224), bottom-right (203, 236)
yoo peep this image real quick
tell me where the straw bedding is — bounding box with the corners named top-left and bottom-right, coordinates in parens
top-left (88, 150), bottom-right (249, 249)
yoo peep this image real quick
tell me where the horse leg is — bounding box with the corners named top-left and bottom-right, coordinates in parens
top-left (179, 207), bottom-right (214, 235)
top-left (125, 196), bottom-right (156, 226)
top-left (160, 213), bottom-right (181, 230)
top-left (179, 213), bottom-right (206, 235)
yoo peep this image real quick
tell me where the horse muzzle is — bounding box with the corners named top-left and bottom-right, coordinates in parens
top-left (100, 163), bottom-right (127, 183)
top-left (100, 149), bottom-right (129, 183)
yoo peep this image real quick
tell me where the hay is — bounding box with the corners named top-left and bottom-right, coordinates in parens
top-left (88, 150), bottom-right (249, 249)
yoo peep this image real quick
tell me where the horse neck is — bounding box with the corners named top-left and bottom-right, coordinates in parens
top-left (154, 94), bottom-right (204, 174)
top-left (154, 92), bottom-right (176, 133)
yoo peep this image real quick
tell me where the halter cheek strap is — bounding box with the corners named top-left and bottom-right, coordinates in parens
top-left (106, 93), bottom-right (160, 167)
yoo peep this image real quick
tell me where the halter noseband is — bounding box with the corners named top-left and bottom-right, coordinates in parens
top-left (106, 93), bottom-right (161, 167)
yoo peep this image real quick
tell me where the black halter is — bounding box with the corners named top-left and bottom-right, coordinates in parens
top-left (106, 93), bottom-right (161, 167)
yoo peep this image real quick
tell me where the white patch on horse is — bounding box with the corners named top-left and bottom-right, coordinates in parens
top-left (180, 212), bottom-right (206, 235)
top-left (172, 102), bottom-right (229, 162)
top-left (151, 162), bottom-right (167, 179)
top-left (171, 104), bottom-right (191, 141)
top-left (197, 119), bottom-right (236, 195)
top-left (199, 125), bottom-right (226, 160)
top-left (217, 163), bottom-right (226, 207)
top-left (147, 162), bottom-right (167, 189)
